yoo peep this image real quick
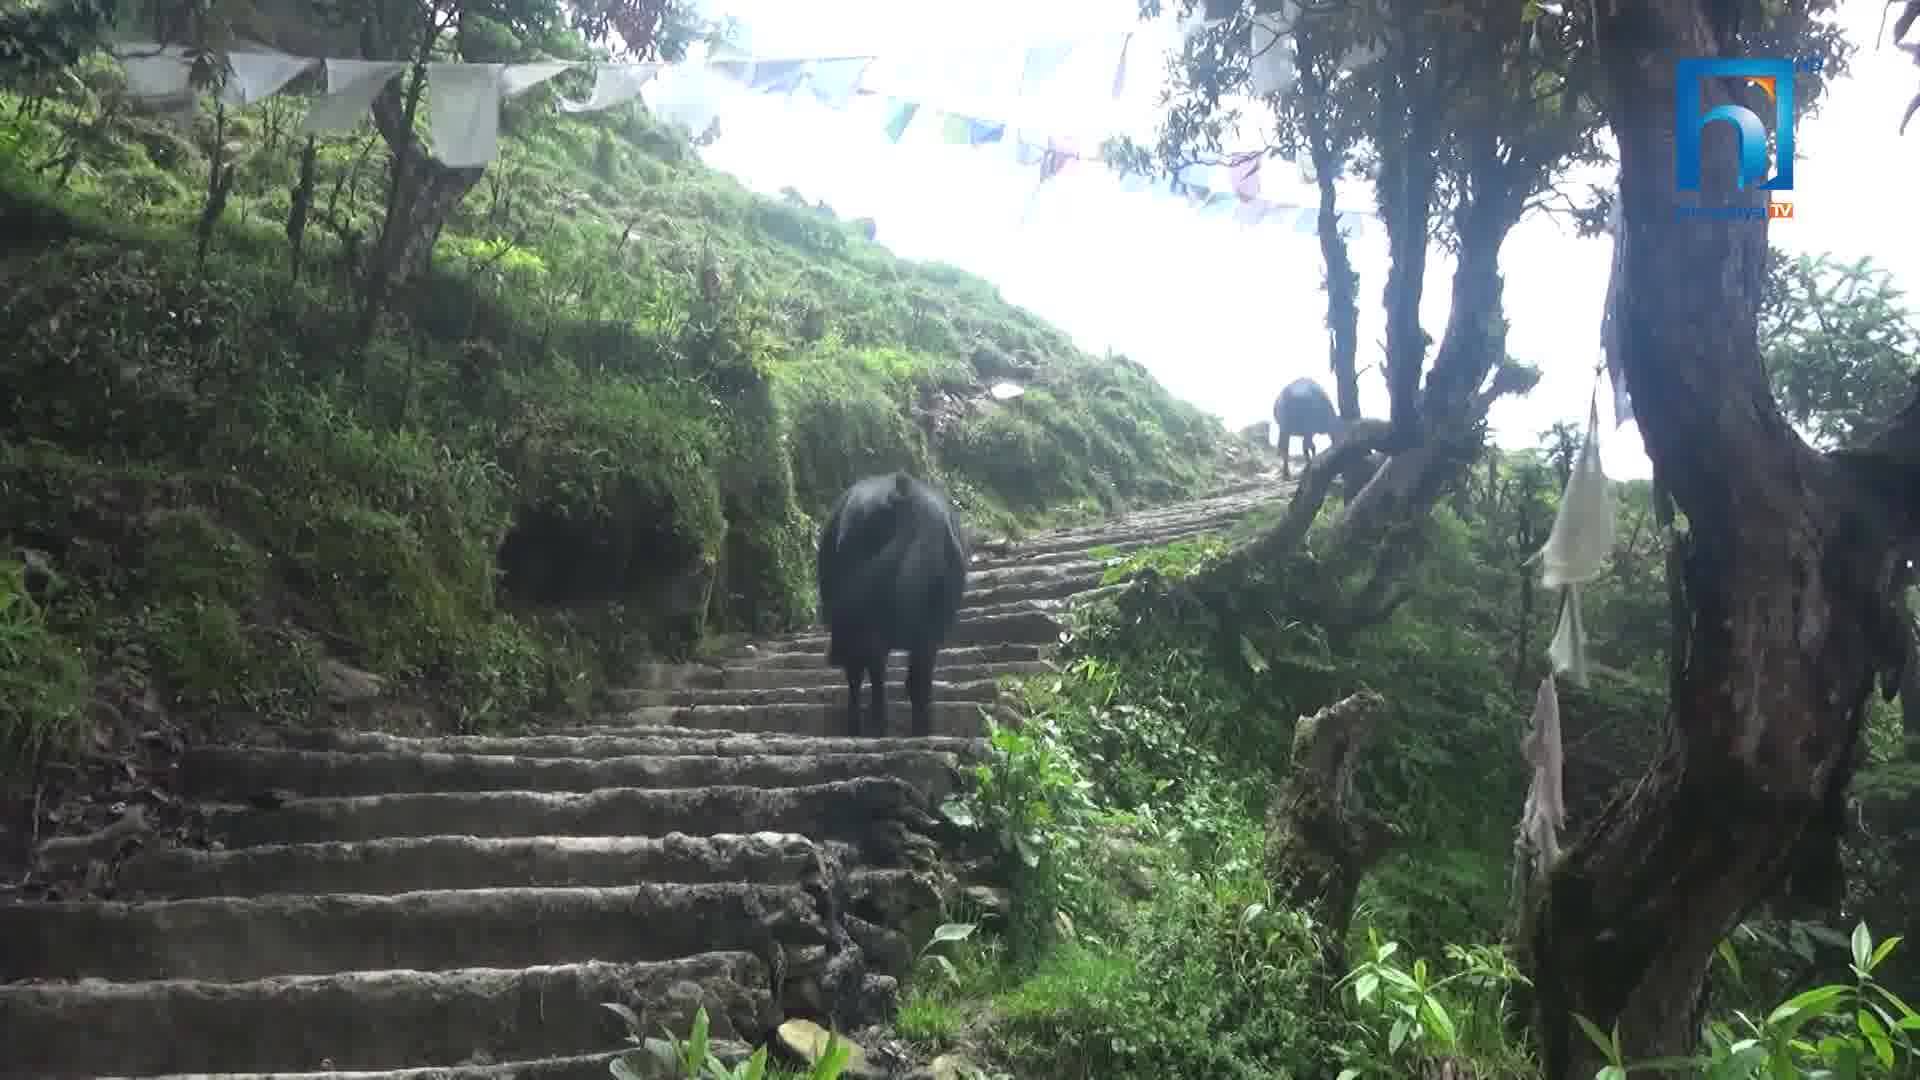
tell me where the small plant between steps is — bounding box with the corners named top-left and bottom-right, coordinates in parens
top-left (605, 1004), bottom-right (852, 1080)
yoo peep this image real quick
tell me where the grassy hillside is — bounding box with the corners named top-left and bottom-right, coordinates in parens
top-left (0, 59), bottom-right (1252, 775)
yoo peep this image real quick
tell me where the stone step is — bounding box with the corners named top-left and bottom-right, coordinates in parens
top-left (272, 728), bottom-right (988, 762)
top-left (744, 610), bottom-right (1062, 658)
top-left (181, 745), bottom-right (964, 802)
top-left (959, 569), bottom-right (1105, 608)
top-left (0, 954), bottom-right (776, 1077)
top-left (2, 883), bottom-right (832, 983)
top-left (606, 676), bottom-right (1006, 709)
top-left (964, 560), bottom-right (1109, 589)
top-left (713, 658), bottom-right (1054, 690)
top-left (730, 641), bottom-right (1047, 670)
top-left (1001, 491), bottom-right (1271, 543)
top-left (198, 777), bottom-right (939, 863)
top-left (601, 700), bottom-right (1014, 739)
top-left (116, 832), bottom-right (827, 899)
top-left (968, 535), bottom-right (1174, 570)
top-left (109, 1049), bottom-right (662, 1080)
top-left (968, 510), bottom-right (1264, 566)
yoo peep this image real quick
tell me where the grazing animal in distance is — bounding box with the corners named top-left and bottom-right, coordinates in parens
top-left (1272, 378), bottom-right (1348, 480)
top-left (816, 472), bottom-right (970, 737)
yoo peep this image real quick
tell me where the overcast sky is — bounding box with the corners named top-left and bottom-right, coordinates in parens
top-left (691, 0), bottom-right (1920, 480)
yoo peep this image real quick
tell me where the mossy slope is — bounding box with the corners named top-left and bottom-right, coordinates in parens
top-left (0, 62), bottom-right (1252, 771)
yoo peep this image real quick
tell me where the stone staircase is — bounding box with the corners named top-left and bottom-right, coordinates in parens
top-left (0, 473), bottom-right (1290, 1080)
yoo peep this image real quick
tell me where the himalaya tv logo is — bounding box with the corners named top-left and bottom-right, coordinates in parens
top-left (1674, 56), bottom-right (1819, 222)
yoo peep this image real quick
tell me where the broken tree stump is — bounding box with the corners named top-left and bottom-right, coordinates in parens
top-left (1262, 689), bottom-right (1397, 971)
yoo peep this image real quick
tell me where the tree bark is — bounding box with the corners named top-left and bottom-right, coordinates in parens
top-left (1294, 26), bottom-right (1362, 429)
top-left (360, 73), bottom-right (486, 296)
top-left (1527, 6), bottom-right (1920, 1075)
top-left (1903, 608), bottom-right (1920, 755)
top-left (1262, 689), bottom-right (1396, 971)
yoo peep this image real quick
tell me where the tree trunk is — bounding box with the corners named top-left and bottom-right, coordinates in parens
top-left (363, 74), bottom-right (485, 285)
top-left (1262, 689), bottom-right (1396, 971)
top-left (1295, 29), bottom-right (1361, 429)
top-left (1527, 7), bottom-right (1920, 1075)
top-left (1902, 605), bottom-right (1920, 756)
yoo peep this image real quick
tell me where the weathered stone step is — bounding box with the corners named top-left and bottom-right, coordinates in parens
top-left (182, 745), bottom-right (964, 801)
top-left (273, 728), bottom-right (987, 762)
top-left (199, 777), bottom-right (938, 861)
top-left (965, 560), bottom-right (1111, 588)
top-left (603, 699), bottom-right (1013, 739)
top-left (995, 491), bottom-right (1272, 546)
top-left (110, 1049), bottom-right (665, 1080)
top-left (116, 833), bottom-right (826, 900)
top-left (960, 569), bottom-right (1105, 608)
top-left (731, 641), bottom-right (1046, 670)
top-left (744, 610), bottom-right (1062, 657)
top-left (2, 883), bottom-right (829, 982)
top-left (0, 954), bottom-right (774, 1078)
top-left (968, 535), bottom-right (1174, 570)
top-left (970, 510), bottom-right (1264, 565)
top-left (713, 657), bottom-right (1054, 690)
top-left (607, 677), bottom-right (1005, 709)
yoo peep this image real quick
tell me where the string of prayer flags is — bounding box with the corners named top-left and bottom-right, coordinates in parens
top-left (103, 31), bottom-right (1375, 239)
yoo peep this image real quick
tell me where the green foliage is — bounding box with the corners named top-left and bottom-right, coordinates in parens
top-left (979, 873), bottom-right (1337, 1079)
top-left (604, 1004), bottom-right (850, 1080)
top-left (1332, 930), bottom-right (1536, 1078)
top-left (1586, 923), bottom-right (1920, 1079)
top-left (1760, 249), bottom-right (1920, 448)
top-left (0, 555), bottom-right (90, 775)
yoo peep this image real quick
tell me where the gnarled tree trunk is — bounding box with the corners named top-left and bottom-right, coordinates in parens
top-left (1527, 6), bottom-right (1920, 1076)
top-left (1262, 689), bottom-right (1396, 971)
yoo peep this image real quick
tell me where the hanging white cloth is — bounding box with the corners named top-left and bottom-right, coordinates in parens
top-left (1600, 189), bottom-right (1634, 428)
top-left (1535, 390), bottom-right (1616, 687)
top-left (558, 63), bottom-right (661, 113)
top-left (114, 42), bottom-right (196, 104)
top-left (302, 59), bottom-right (408, 133)
top-left (642, 62), bottom-right (735, 138)
top-left (503, 61), bottom-right (576, 97)
top-left (805, 57), bottom-right (873, 108)
top-left (1017, 42), bottom-right (1076, 93)
top-left (1517, 672), bottom-right (1568, 873)
top-left (220, 49), bottom-right (317, 107)
top-left (426, 61), bottom-right (569, 168)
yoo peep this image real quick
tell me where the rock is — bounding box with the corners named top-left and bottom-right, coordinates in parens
top-left (1238, 420), bottom-right (1273, 448)
top-left (776, 1018), bottom-right (881, 1079)
top-left (959, 885), bottom-right (1010, 920)
top-left (318, 660), bottom-right (385, 707)
top-left (932, 1052), bottom-right (988, 1080)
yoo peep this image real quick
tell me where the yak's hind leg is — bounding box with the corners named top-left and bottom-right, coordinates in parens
top-left (841, 659), bottom-right (865, 737)
top-left (864, 651), bottom-right (889, 737)
top-left (907, 645), bottom-right (936, 737)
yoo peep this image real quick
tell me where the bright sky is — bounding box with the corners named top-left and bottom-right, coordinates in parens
top-left (690, 0), bottom-right (1920, 481)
